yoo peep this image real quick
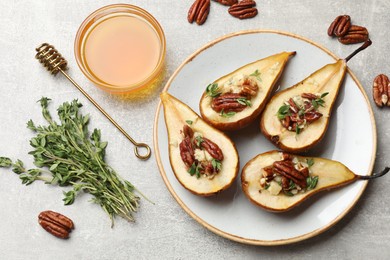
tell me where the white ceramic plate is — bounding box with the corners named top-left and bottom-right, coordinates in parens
top-left (153, 30), bottom-right (376, 245)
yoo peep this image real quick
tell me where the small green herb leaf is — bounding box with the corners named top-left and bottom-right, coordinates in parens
top-left (211, 159), bottom-right (222, 171)
top-left (195, 135), bottom-right (204, 147)
top-left (185, 120), bottom-right (193, 125)
top-left (306, 158), bottom-right (314, 167)
top-left (12, 159), bottom-right (26, 174)
top-left (187, 162), bottom-right (202, 179)
top-left (220, 109), bottom-right (236, 118)
top-left (306, 176), bottom-right (319, 190)
top-left (206, 83), bottom-right (221, 97)
top-left (277, 104), bottom-right (290, 119)
top-left (0, 157), bottom-right (12, 168)
top-left (249, 69), bottom-right (262, 81)
top-left (295, 126), bottom-right (301, 135)
top-left (321, 92), bottom-right (329, 98)
top-left (237, 98), bottom-right (252, 107)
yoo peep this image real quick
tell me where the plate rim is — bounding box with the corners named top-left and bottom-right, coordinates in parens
top-left (153, 29), bottom-right (377, 246)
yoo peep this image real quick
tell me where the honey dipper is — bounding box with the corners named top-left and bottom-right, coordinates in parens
top-left (35, 43), bottom-right (151, 160)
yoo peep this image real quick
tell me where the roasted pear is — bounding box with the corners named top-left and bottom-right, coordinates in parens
top-left (200, 51), bottom-right (296, 131)
top-left (241, 150), bottom-right (388, 212)
top-left (261, 40), bottom-right (372, 153)
top-left (161, 92), bottom-right (239, 196)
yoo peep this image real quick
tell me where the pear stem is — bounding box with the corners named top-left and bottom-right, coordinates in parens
top-left (344, 39), bottom-right (372, 62)
top-left (357, 167), bottom-right (389, 180)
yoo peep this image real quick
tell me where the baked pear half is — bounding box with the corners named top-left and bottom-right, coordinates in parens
top-left (241, 150), bottom-right (388, 212)
top-left (161, 92), bottom-right (239, 196)
top-left (200, 51), bottom-right (296, 131)
top-left (260, 40), bottom-right (372, 153)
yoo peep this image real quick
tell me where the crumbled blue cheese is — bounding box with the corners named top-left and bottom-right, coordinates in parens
top-left (194, 149), bottom-right (206, 162)
top-left (268, 181), bottom-right (282, 195)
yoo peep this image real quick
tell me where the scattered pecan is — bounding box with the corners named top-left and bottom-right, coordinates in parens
top-left (281, 176), bottom-right (290, 190)
top-left (183, 125), bottom-right (194, 138)
top-left (240, 78), bottom-right (259, 96)
top-left (211, 93), bottom-right (247, 112)
top-left (301, 93), bottom-right (318, 100)
top-left (228, 0), bottom-right (258, 19)
top-left (304, 111), bottom-right (323, 122)
top-left (180, 136), bottom-right (195, 167)
top-left (327, 15), bottom-right (351, 37)
top-left (299, 167), bottom-right (309, 178)
top-left (38, 210), bottom-right (74, 239)
top-left (273, 161), bottom-right (307, 188)
top-left (288, 98), bottom-right (299, 113)
top-left (188, 0), bottom-right (211, 25)
top-left (281, 152), bottom-right (293, 161)
top-left (338, 25), bottom-right (369, 44)
top-left (214, 0), bottom-right (238, 6)
top-left (201, 138), bottom-right (224, 161)
top-left (262, 165), bottom-right (274, 180)
top-left (373, 74), bottom-right (390, 107)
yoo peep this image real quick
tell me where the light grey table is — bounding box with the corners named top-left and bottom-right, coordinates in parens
top-left (0, 1), bottom-right (389, 259)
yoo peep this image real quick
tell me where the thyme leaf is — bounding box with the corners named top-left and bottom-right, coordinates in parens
top-left (307, 176), bottom-right (319, 190)
top-left (0, 98), bottom-right (144, 226)
top-left (306, 158), bottom-right (314, 167)
top-left (249, 69), bottom-right (262, 81)
top-left (206, 83), bottom-right (221, 98)
top-left (237, 97), bottom-right (252, 107)
top-left (277, 104), bottom-right (290, 119)
top-left (220, 109), bottom-right (236, 118)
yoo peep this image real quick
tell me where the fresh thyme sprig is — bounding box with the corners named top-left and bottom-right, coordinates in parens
top-left (0, 98), bottom-right (144, 227)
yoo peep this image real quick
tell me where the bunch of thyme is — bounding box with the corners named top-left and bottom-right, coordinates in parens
top-left (0, 97), bottom-right (143, 226)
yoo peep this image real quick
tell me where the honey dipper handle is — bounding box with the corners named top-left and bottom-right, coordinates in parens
top-left (59, 68), bottom-right (151, 160)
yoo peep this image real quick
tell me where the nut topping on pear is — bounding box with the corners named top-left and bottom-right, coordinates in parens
top-left (261, 40), bottom-right (372, 153)
top-left (241, 150), bottom-right (389, 212)
top-left (161, 92), bottom-right (239, 196)
top-left (200, 51), bottom-right (295, 131)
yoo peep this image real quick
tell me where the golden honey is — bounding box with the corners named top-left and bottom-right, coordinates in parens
top-left (75, 4), bottom-right (166, 94)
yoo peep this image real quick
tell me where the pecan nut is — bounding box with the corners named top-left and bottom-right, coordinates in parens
top-left (228, 0), bottom-right (258, 19)
top-left (38, 210), bottom-right (74, 239)
top-left (211, 93), bottom-right (247, 112)
top-left (201, 138), bottom-right (224, 161)
top-left (327, 15), bottom-right (351, 37)
top-left (373, 74), bottom-right (390, 107)
top-left (273, 161), bottom-right (307, 188)
top-left (188, 0), bottom-right (211, 25)
top-left (182, 125), bottom-right (194, 138)
top-left (338, 25), bottom-right (369, 44)
top-left (180, 136), bottom-right (195, 167)
top-left (213, 0), bottom-right (238, 6)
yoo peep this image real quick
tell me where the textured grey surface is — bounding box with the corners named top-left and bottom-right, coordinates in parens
top-left (0, 0), bottom-right (389, 259)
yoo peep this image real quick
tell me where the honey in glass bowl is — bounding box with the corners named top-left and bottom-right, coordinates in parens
top-left (75, 4), bottom-right (166, 94)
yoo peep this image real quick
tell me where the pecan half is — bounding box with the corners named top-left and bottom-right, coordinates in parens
top-left (262, 165), bottom-right (274, 180)
top-left (373, 74), bottom-right (390, 107)
top-left (273, 161), bottom-right (307, 188)
top-left (281, 176), bottom-right (290, 190)
top-left (179, 137), bottom-right (195, 167)
top-left (213, 0), bottom-right (238, 6)
top-left (38, 210), bottom-right (74, 239)
top-left (211, 93), bottom-right (247, 112)
top-left (188, 0), bottom-right (211, 25)
top-left (338, 25), bottom-right (369, 44)
top-left (241, 78), bottom-right (259, 96)
top-left (327, 15), bottom-right (351, 37)
top-left (304, 111), bottom-right (323, 122)
top-left (228, 0), bottom-right (258, 19)
top-left (201, 138), bottom-right (224, 161)
top-left (301, 93), bottom-right (318, 100)
top-left (183, 125), bottom-right (194, 138)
